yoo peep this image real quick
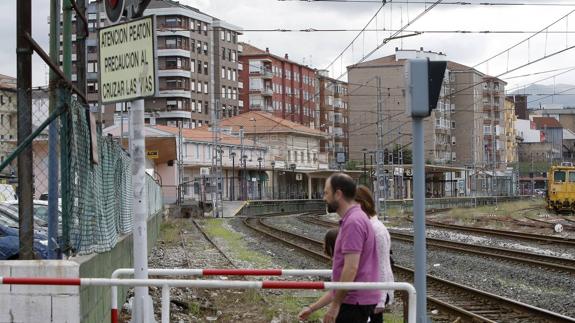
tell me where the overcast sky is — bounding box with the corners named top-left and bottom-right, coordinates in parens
top-left (2, 0), bottom-right (575, 91)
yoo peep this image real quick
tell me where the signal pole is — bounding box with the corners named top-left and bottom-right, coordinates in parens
top-left (406, 58), bottom-right (446, 323)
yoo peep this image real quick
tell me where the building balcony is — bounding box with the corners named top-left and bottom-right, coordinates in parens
top-left (262, 70), bottom-right (273, 79)
top-left (158, 69), bottom-right (191, 78)
top-left (151, 110), bottom-right (192, 120)
top-left (262, 88), bottom-right (273, 96)
top-left (157, 48), bottom-right (190, 58)
top-left (157, 89), bottom-right (191, 99)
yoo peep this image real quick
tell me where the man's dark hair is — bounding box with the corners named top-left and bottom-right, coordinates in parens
top-left (328, 173), bottom-right (356, 200)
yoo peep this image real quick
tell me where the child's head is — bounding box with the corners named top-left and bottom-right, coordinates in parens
top-left (323, 228), bottom-right (339, 258)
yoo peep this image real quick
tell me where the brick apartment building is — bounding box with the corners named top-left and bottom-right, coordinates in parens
top-left (238, 43), bottom-right (317, 128)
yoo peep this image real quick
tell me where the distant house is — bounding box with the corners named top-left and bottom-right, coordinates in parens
top-left (531, 116), bottom-right (563, 160)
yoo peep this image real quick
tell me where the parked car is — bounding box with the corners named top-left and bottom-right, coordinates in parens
top-left (0, 203), bottom-right (48, 228)
top-left (534, 188), bottom-right (546, 196)
top-left (0, 184), bottom-right (17, 202)
top-left (2, 200), bottom-right (61, 226)
top-left (0, 224), bottom-right (48, 260)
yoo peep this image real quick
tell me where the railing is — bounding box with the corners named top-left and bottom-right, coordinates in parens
top-left (0, 272), bottom-right (417, 323)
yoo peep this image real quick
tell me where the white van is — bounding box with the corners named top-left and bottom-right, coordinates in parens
top-left (0, 184), bottom-right (17, 202)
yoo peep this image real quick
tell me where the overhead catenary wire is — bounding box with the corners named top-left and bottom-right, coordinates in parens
top-left (279, 0), bottom-right (575, 6)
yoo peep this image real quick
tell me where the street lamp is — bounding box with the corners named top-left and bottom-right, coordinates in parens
top-left (271, 160), bottom-right (275, 200)
top-left (242, 154), bottom-right (248, 200)
top-left (230, 151), bottom-right (236, 201)
top-left (362, 148), bottom-right (368, 185)
top-left (257, 156), bottom-right (263, 200)
top-left (289, 163), bottom-right (297, 199)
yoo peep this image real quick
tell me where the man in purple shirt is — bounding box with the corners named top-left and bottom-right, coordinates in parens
top-left (298, 173), bottom-right (380, 323)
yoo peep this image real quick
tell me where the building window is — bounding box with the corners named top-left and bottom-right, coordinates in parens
top-left (221, 86), bottom-right (226, 99)
top-left (87, 81), bottom-right (98, 93)
top-left (190, 59), bottom-right (195, 73)
top-left (204, 101), bottom-right (208, 114)
top-left (87, 61), bottom-right (98, 73)
top-left (203, 62), bottom-right (208, 75)
top-left (165, 16), bottom-right (183, 28)
top-left (204, 82), bottom-right (208, 94)
top-left (221, 67), bottom-right (226, 79)
top-left (220, 30), bottom-right (225, 41)
top-left (197, 101), bottom-right (203, 113)
top-left (191, 100), bottom-right (196, 112)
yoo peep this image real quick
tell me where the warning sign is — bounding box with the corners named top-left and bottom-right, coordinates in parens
top-left (99, 16), bottom-right (156, 103)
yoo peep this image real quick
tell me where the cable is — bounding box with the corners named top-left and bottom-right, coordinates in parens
top-left (324, 1), bottom-right (388, 72)
top-left (279, 0), bottom-right (575, 6)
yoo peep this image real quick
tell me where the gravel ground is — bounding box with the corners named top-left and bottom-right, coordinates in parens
top-left (268, 214), bottom-right (575, 319)
top-left (391, 226), bottom-right (575, 261)
top-left (392, 240), bottom-right (575, 318)
top-left (120, 218), bottom-right (271, 323)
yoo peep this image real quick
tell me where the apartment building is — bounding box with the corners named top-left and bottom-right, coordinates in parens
top-left (348, 49), bottom-right (512, 174)
top-left (239, 44), bottom-right (317, 128)
top-left (0, 74), bottom-right (16, 176)
top-left (316, 70), bottom-right (349, 167)
top-left (448, 62), bottom-right (508, 171)
top-left (347, 49), bottom-right (455, 165)
top-left (66, 0), bottom-right (242, 128)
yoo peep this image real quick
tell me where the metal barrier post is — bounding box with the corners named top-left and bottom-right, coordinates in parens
top-left (161, 285), bottom-right (170, 323)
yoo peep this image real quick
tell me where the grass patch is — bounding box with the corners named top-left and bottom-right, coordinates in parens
top-left (200, 218), bottom-right (273, 268)
top-left (159, 221), bottom-right (181, 244)
top-left (443, 199), bottom-right (546, 221)
top-left (187, 301), bottom-right (201, 316)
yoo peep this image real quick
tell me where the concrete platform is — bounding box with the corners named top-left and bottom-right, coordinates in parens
top-left (220, 201), bottom-right (246, 217)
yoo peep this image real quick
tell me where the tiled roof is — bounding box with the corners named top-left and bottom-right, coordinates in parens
top-left (219, 111), bottom-right (326, 137)
top-left (239, 43), bottom-right (314, 69)
top-left (532, 117), bottom-right (563, 129)
top-left (153, 124), bottom-right (263, 147)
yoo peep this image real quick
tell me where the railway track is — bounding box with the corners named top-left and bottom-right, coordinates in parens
top-left (297, 216), bottom-right (575, 274)
top-left (244, 216), bottom-right (575, 322)
top-left (425, 220), bottom-right (575, 247)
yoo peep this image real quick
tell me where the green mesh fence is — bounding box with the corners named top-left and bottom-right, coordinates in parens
top-left (64, 97), bottom-right (162, 255)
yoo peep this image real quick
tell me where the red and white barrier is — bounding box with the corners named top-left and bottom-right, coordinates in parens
top-left (1, 273), bottom-right (416, 323)
top-left (110, 268), bottom-right (332, 323)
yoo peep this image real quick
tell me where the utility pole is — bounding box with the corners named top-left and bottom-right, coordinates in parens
top-left (209, 20), bottom-right (222, 217)
top-left (375, 76), bottom-right (387, 220)
top-left (531, 152), bottom-right (535, 195)
top-left (17, 0), bottom-right (34, 259)
top-left (48, 0), bottom-right (62, 259)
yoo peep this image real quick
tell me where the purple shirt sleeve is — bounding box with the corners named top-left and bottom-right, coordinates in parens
top-left (340, 218), bottom-right (366, 254)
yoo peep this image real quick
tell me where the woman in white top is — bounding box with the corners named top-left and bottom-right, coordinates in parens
top-left (355, 185), bottom-right (395, 323)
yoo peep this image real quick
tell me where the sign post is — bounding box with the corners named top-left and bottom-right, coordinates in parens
top-left (99, 15), bottom-right (156, 323)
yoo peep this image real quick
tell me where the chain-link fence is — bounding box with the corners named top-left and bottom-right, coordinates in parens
top-left (0, 86), bottom-right (163, 257)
